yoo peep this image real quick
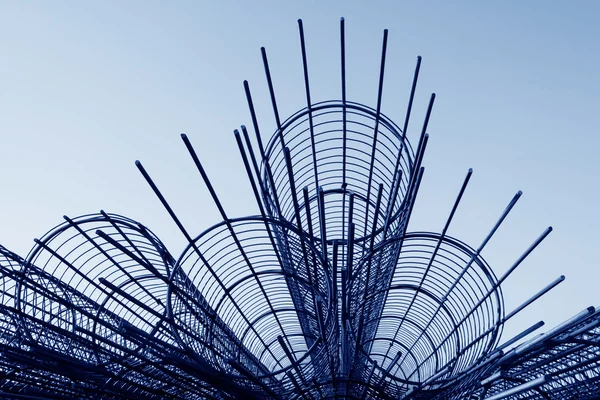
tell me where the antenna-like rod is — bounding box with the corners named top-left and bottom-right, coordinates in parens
top-left (298, 19), bottom-right (320, 191)
top-left (261, 47), bottom-right (284, 147)
top-left (362, 29), bottom-right (389, 239)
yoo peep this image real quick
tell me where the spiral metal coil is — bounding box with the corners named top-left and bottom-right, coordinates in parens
top-left (0, 18), bottom-right (598, 400)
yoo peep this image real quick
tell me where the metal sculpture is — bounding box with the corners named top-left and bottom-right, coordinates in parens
top-left (0, 19), bottom-right (598, 399)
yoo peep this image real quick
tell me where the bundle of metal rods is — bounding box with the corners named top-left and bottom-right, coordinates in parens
top-left (1, 19), bottom-right (599, 400)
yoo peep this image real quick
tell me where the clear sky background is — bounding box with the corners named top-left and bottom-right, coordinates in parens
top-left (0, 1), bottom-right (598, 342)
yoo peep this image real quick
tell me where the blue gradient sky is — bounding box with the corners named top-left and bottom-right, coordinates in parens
top-left (1, 1), bottom-right (598, 341)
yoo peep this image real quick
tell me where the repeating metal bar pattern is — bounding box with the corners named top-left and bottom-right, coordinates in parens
top-left (0, 18), bottom-right (597, 400)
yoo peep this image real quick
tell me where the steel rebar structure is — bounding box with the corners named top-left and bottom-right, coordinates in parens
top-left (1, 19), bottom-right (599, 400)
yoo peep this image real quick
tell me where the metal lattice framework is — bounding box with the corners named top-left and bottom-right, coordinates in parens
top-left (1, 19), bottom-right (598, 400)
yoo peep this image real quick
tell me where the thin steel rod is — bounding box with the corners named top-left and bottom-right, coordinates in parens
top-left (387, 56), bottom-right (422, 223)
top-left (363, 29), bottom-right (388, 239)
top-left (495, 320), bottom-right (545, 352)
top-left (503, 275), bottom-right (565, 322)
top-left (340, 17), bottom-right (348, 284)
top-left (243, 81), bottom-right (283, 216)
top-left (383, 169), bottom-right (403, 236)
top-left (340, 17), bottom-right (347, 186)
top-left (235, 128), bottom-right (267, 217)
top-left (318, 187), bottom-right (328, 260)
top-left (284, 146), bottom-right (315, 287)
top-left (298, 19), bottom-right (320, 191)
top-left (261, 47), bottom-right (284, 146)
top-left (181, 134), bottom-right (303, 361)
top-left (303, 187), bottom-right (315, 239)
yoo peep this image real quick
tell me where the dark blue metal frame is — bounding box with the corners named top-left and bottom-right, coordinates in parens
top-left (0, 18), bottom-right (598, 400)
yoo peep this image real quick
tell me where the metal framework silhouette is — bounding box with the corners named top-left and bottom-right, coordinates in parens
top-left (1, 19), bottom-right (599, 400)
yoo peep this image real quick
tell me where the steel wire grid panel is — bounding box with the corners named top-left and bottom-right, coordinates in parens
top-left (1, 18), bottom-right (599, 400)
